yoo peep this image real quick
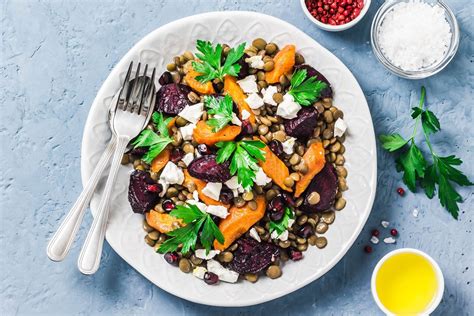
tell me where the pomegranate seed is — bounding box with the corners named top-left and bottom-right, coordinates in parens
top-left (197, 144), bottom-right (212, 155)
top-left (146, 184), bottom-right (161, 193)
top-left (371, 229), bottom-right (380, 237)
top-left (397, 187), bottom-right (405, 196)
top-left (364, 245), bottom-right (373, 253)
top-left (170, 148), bottom-right (184, 163)
top-left (164, 252), bottom-right (179, 265)
top-left (289, 248), bottom-right (304, 261)
top-left (162, 199), bottom-right (175, 212)
top-left (390, 229), bottom-right (398, 236)
top-left (204, 272), bottom-right (219, 285)
top-left (298, 224), bottom-right (314, 238)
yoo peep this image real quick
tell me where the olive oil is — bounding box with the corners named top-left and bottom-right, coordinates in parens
top-left (375, 252), bottom-right (439, 315)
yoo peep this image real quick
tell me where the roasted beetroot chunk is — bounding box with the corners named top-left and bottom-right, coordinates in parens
top-left (228, 237), bottom-right (279, 274)
top-left (128, 170), bottom-right (161, 214)
top-left (237, 54), bottom-right (250, 79)
top-left (294, 64), bottom-right (333, 99)
top-left (300, 163), bottom-right (338, 212)
top-left (187, 155), bottom-right (232, 183)
top-left (155, 83), bottom-right (192, 115)
top-left (284, 107), bottom-right (319, 139)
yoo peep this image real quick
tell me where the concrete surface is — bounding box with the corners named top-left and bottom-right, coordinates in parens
top-left (1, 0), bottom-right (472, 315)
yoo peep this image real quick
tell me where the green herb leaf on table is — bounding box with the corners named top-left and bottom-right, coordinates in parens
top-left (132, 112), bottom-right (173, 164)
top-left (216, 139), bottom-right (266, 190)
top-left (288, 69), bottom-right (328, 106)
top-left (379, 86), bottom-right (472, 219)
top-left (205, 95), bottom-right (234, 132)
top-left (269, 207), bottom-right (294, 235)
top-left (192, 40), bottom-right (246, 83)
top-left (157, 204), bottom-right (224, 254)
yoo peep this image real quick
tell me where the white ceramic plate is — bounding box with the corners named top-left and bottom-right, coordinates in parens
top-left (81, 11), bottom-right (377, 307)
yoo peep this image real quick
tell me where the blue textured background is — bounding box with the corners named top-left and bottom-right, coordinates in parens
top-left (1, 0), bottom-right (472, 315)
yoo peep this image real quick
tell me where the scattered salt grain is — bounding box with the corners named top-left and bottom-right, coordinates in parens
top-left (378, 0), bottom-right (452, 71)
top-left (412, 208), bottom-right (419, 217)
top-left (370, 236), bottom-right (380, 244)
top-left (381, 221), bottom-right (390, 228)
top-left (383, 237), bottom-right (397, 244)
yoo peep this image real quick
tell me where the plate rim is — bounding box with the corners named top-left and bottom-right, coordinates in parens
top-left (80, 11), bottom-right (377, 307)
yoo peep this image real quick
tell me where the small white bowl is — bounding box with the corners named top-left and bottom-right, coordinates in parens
top-left (300, 0), bottom-right (371, 32)
top-left (371, 248), bottom-right (445, 315)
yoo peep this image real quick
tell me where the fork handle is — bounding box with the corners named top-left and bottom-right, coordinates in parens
top-left (46, 137), bottom-right (117, 262)
top-left (77, 136), bottom-right (129, 275)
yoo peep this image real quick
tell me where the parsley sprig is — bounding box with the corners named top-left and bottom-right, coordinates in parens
top-left (204, 95), bottom-right (234, 132)
top-left (269, 207), bottom-right (294, 235)
top-left (192, 40), bottom-right (246, 83)
top-left (380, 87), bottom-right (472, 219)
top-left (215, 140), bottom-right (266, 190)
top-left (157, 203), bottom-right (224, 254)
top-left (288, 69), bottom-right (328, 106)
top-left (132, 112), bottom-right (173, 164)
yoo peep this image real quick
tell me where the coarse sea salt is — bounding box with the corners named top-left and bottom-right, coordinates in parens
top-left (378, 0), bottom-right (452, 71)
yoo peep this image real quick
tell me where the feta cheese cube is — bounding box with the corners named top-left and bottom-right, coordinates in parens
top-left (180, 123), bottom-right (195, 141)
top-left (241, 109), bottom-right (251, 120)
top-left (225, 176), bottom-right (244, 194)
top-left (158, 162), bottom-right (184, 196)
top-left (282, 137), bottom-right (296, 155)
top-left (237, 75), bottom-right (258, 94)
top-left (262, 85), bottom-right (278, 106)
top-left (231, 112), bottom-right (242, 126)
top-left (255, 167), bottom-right (271, 186)
top-left (195, 249), bottom-right (220, 260)
top-left (334, 118), bottom-right (347, 137)
top-left (178, 102), bottom-right (204, 124)
top-left (192, 266), bottom-right (207, 279)
top-left (207, 260), bottom-right (239, 283)
top-left (249, 227), bottom-right (261, 242)
top-left (271, 229), bottom-right (289, 241)
top-left (276, 94), bottom-right (301, 119)
top-left (201, 182), bottom-right (222, 201)
top-left (206, 205), bottom-right (229, 219)
top-left (186, 199), bottom-right (207, 212)
top-left (245, 93), bottom-right (264, 109)
top-left (181, 152), bottom-right (194, 166)
top-left (246, 55), bottom-right (264, 69)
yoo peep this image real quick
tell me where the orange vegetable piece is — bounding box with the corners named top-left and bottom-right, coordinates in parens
top-left (145, 210), bottom-right (183, 234)
top-left (183, 170), bottom-right (230, 208)
top-left (294, 141), bottom-right (326, 197)
top-left (184, 70), bottom-right (215, 95)
top-left (167, 117), bottom-right (176, 133)
top-left (193, 120), bottom-right (241, 146)
top-left (214, 195), bottom-right (266, 251)
top-left (150, 147), bottom-right (170, 173)
top-left (258, 141), bottom-right (293, 192)
top-left (223, 76), bottom-right (256, 124)
top-left (265, 45), bottom-right (296, 84)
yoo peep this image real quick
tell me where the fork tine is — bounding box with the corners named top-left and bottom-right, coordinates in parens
top-left (117, 61), bottom-right (133, 110)
top-left (134, 64), bottom-right (148, 114)
top-left (140, 67), bottom-right (156, 116)
top-left (126, 62), bottom-right (141, 112)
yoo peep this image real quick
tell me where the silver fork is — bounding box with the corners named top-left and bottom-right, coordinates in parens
top-left (76, 62), bottom-right (155, 275)
top-left (46, 62), bottom-right (138, 262)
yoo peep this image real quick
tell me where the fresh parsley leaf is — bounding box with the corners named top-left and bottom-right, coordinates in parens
top-left (288, 69), bottom-right (328, 106)
top-left (192, 40), bottom-right (246, 83)
top-left (379, 133), bottom-right (408, 152)
top-left (158, 203), bottom-right (224, 254)
top-left (132, 112), bottom-right (173, 164)
top-left (216, 139), bottom-right (266, 190)
top-left (396, 143), bottom-right (426, 192)
top-left (215, 141), bottom-right (237, 163)
top-left (205, 95), bottom-right (234, 132)
top-left (269, 207), bottom-right (294, 235)
top-left (380, 86), bottom-right (472, 219)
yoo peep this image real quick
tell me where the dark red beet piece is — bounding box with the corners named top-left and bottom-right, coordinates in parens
top-left (268, 140), bottom-right (284, 158)
top-left (240, 120), bottom-right (254, 136)
top-left (128, 170), bottom-right (161, 214)
top-left (284, 107), bottom-right (319, 140)
top-left (155, 83), bottom-right (192, 115)
top-left (219, 187), bottom-right (234, 205)
top-left (298, 224), bottom-right (314, 238)
top-left (158, 71), bottom-right (173, 86)
top-left (187, 155), bottom-right (231, 183)
top-left (268, 194), bottom-right (286, 221)
top-left (228, 237), bottom-right (279, 274)
top-left (237, 54), bottom-right (250, 79)
top-left (300, 163), bottom-right (338, 212)
top-left (128, 147), bottom-right (148, 158)
top-left (294, 64), bottom-right (333, 99)
top-left (170, 148), bottom-right (184, 163)
top-left (289, 248), bottom-right (303, 261)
